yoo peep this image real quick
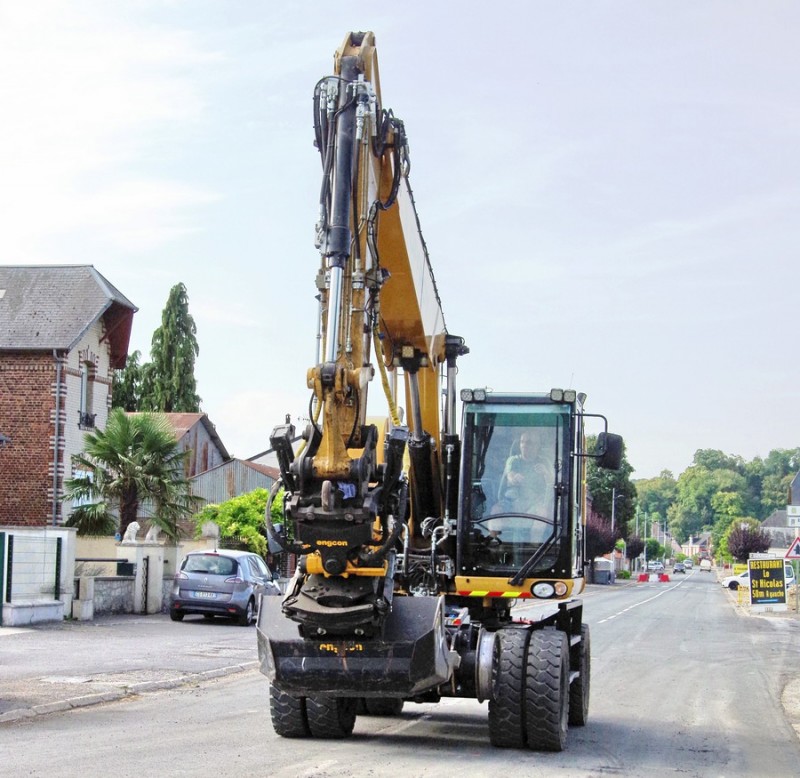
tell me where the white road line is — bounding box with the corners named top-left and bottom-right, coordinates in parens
top-left (596, 578), bottom-right (687, 623)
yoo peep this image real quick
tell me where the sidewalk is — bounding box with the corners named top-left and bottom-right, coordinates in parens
top-left (0, 614), bottom-right (259, 724)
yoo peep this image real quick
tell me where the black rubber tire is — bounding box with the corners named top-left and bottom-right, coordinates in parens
top-left (306, 695), bottom-right (358, 739)
top-left (238, 599), bottom-right (254, 626)
top-left (488, 627), bottom-right (530, 748)
top-left (568, 623), bottom-right (590, 726)
top-left (269, 685), bottom-right (310, 738)
top-left (169, 610), bottom-right (184, 622)
top-left (729, 582), bottom-right (739, 590)
top-left (525, 629), bottom-right (569, 751)
top-left (364, 698), bottom-right (404, 716)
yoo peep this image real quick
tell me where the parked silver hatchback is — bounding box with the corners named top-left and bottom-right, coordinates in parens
top-left (170, 549), bottom-right (281, 626)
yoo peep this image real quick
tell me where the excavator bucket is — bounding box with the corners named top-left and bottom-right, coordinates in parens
top-left (256, 595), bottom-right (454, 697)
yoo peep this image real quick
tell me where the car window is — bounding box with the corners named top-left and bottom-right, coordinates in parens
top-left (184, 554), bottom-right (237, 576)
top-left (250, 555), bottom-right (272, 579)
top-left (247, 557), bottom-right (264, 579)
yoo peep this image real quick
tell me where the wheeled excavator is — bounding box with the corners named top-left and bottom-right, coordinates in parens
top-left (257, 31), bottom-right (623, 750)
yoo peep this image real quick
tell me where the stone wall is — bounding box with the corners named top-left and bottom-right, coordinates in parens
top-left (76, 576), bottom-right (135, 615)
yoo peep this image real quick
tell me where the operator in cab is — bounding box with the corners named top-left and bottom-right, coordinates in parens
top-left (495, 430), bottom-right (554, 517)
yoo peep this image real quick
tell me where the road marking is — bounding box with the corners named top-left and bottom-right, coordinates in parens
top-left (596, 578), bottom-right (687, 623)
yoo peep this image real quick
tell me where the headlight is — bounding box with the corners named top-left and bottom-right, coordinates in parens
top-left (473, 388), bottom-right (487, 402)
top-left (550, 389), bottom-right (564, 402)
top-left (531, 582), bottom-right (555, 598)
top-left (460, 389), bottom-right (474, 402)
top-left (554, 581), bottom-right (568, 596)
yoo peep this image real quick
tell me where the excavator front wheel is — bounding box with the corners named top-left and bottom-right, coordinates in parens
top-left (269, 685), bottom-right (310, 738)
top-left (364, 697), bottom-right (404, 716)
top-left (487, 627), bottom-right (530, 748)
top-left (306, 695), bottom-right (358, 738)
top-left (524, 629), bottom-right (569, 751)
top-left (568, 623), bottom-right (591, 726)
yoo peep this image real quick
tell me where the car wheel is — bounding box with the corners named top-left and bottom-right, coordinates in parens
top-left (729, 582), bottom-right (739, 590)
top-left (169, 610), bottom-right (184, 622)
top-left (238, 599), bottom-right (255, 626)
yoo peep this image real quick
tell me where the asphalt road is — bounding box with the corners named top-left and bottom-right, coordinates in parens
top-left (1, 573), bottom-right (799, 777)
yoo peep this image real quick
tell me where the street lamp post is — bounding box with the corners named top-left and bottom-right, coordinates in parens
top-left (611, 487), bottom-right (625, 534)
top-left (610, 488), bottom-right (625, 572)
top-left (643, 512), bottom-right (648, 571)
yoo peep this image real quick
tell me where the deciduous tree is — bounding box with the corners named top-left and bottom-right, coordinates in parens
top-left (724, 520), bottom-right (771, 563)
top-left (111, 350), bottom-right (144, 411)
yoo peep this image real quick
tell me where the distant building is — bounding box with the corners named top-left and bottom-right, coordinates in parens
top-left (130, 412), bottom-right (230, 478)
top-left (761, 509), bottom-right (798, 553)
top-left (682, 532), bottom-right (711, 560)
top-left (0, 265), bottom-right (136, 527)
top-left (190, 459), bottom-right (279, 507)
top-left (760, 471), bottom-right (800, 553)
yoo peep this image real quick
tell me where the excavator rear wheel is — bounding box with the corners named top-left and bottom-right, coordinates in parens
top-left (568, 623), bottom-right (591, 726)
top-left (488, 627), bottom-right (530, 748)
top-left (525, 629), bottom-right (569, 751)
top-left (269, 685), bottom-right (310, 738)
top-left (364, 697), bottom-right (405, 716)
top-left (306, 695), bottom-right (358, 738)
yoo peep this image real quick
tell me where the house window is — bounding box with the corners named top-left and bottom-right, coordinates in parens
top-left (72, 469), bottom-right (94, 508)
top-left (78, 362), bottom-right (96, 429)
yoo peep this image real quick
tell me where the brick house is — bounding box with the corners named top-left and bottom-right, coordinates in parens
top-left (0, 265), bottom-right (136, 527)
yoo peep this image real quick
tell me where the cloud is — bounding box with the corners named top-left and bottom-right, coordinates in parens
top-left (0, 1), bottom-right (222, 259)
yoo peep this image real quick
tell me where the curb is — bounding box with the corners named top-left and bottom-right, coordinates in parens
top-left (0, 661), bottom-right (259, 725)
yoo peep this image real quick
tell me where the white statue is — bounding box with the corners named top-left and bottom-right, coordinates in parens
top-left (144, 524), bottom-right (161, 543)
top-left (122, 521), bottom-right (141, 543)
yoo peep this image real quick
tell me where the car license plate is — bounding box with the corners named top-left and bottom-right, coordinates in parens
top-left (193, 591), bottom-right (216, 599)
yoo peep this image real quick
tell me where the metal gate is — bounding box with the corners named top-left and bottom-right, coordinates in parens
top-left (139, 555), bottom-right (149, 611)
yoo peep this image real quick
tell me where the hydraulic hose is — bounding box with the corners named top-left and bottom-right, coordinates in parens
top-left (264, 478), bottom-right (305, 555)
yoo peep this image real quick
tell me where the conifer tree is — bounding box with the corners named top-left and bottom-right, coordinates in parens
top-left (140, 283), bottom-right (201, 412)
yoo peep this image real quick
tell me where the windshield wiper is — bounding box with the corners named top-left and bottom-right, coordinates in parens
top-left (508, 533), bottom-right (558, 586)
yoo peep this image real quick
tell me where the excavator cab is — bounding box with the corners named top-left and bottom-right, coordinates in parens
top-left (457, 390), bottom-right (590, 585)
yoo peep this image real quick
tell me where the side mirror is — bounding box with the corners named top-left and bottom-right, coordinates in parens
top-left (596, 432), bottom-right (623, 471)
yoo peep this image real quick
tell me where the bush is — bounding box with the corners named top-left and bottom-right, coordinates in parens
top-left (194, 489), bottom-right (271, 556)
top-left (617, 570), bottom-right (631, 579)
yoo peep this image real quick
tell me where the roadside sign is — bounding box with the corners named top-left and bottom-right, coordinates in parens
top-left (785, 536), bottom-right (800, 559)
top-left (748, 557), bottom-right (787, 611)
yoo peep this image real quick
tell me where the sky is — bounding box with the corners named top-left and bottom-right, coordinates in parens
top-left (2, 1), bottom-right (799, 480)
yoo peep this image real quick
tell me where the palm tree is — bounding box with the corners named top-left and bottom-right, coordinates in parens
top-left (62, 409), bottom-right (201, 541)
